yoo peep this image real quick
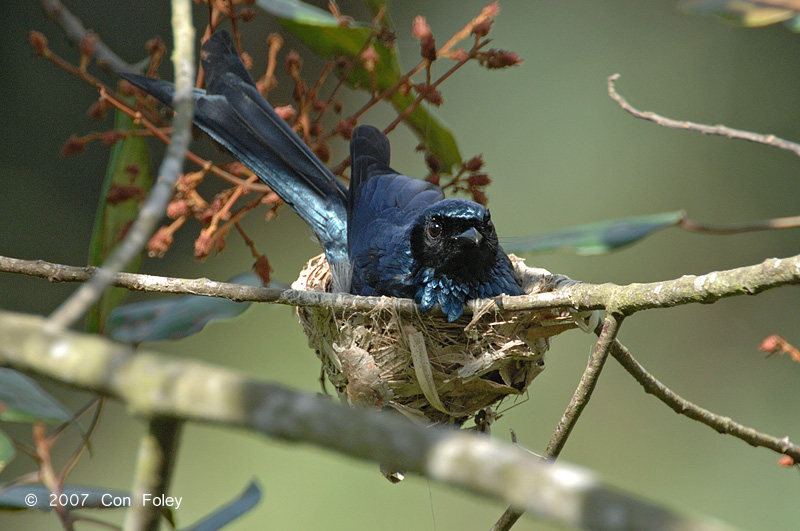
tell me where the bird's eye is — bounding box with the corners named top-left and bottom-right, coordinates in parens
top-left (427, 221), bottom-right (442, 238)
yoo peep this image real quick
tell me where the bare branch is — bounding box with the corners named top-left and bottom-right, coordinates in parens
top-left (0, 255), bottom-right (419, 314)
top-left (610, 337), bottom-right (800, 460)
top-left (493, 313), bottom-right (623, 531)
top-left (608, 74), bottom-right (800, 157)
top-left (545, 313), bottom-right (623, 458)
top-left (499, 254), bottom-right (800, 316)
top-left (2, 253), bottom-right (798, 318)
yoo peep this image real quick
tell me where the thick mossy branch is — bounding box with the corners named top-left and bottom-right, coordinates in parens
top-left (0, 310), bottom-right (734, 531)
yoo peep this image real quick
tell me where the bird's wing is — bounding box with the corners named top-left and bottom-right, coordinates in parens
top-left (348, 125), bottom-right (443, 217)
top-left (347, 126), bottom-right (445, 296)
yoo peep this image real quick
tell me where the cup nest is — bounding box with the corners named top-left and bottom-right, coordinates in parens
top-left (293, 253), bottom-right (584, 425)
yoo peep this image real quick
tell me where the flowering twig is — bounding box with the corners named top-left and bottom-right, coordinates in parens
top-left (103, 87), bottom-right (270, 193)
top-left (46, 0), bottom-right (196, 330)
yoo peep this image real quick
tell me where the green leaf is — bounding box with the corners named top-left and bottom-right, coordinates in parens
top-left (86, 106), bottom-right (153, 333)
top-left (0, 368), bottom-right (71, 424)
top-left (179, 480), bottom-right (262, 531)
top-left (0, 484), bottom-right (130, 511)
top-left (783, 13), bottom-right (800, 30)
top-left (680, 0), bottom-right (798, 28)
top-left (257, 0), bottom-right (463, 172)
top-left (506, 211), bottom-right (685, 256)
top-left (0, 431), bottom-right (15, 473)
top-left (255, 0), bottom-right (340, 26)
top-left (105, 273), bottom-right (264, 344)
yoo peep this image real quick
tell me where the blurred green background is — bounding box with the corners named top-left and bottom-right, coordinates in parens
top-left (2, 1), bottom-right (799, 529)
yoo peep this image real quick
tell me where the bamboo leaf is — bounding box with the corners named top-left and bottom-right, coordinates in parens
top-left (506, 211), bottom-right (684, 255)
top-left (0, 368), bottom-right (71, 424)
top-left (681, 0), bottom-right (799, 28)
top-left (0, 431), bottom-right (15, 473)
top-left (106, 273), bottom-right (265, 344)
top-left (86, 107), bottom-right (153, 333)
top-left (179, 480), bottom-right (262, 531)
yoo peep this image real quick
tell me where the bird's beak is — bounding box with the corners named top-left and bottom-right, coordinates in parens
top-left (453, 227), bottom-right (483, 247)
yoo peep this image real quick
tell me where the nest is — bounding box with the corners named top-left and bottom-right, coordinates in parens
top-left (293, 253), bottom-right (584, 425)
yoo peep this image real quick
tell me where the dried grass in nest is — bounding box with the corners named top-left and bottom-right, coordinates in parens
top-left (292, 253), bottom-right (585, 425)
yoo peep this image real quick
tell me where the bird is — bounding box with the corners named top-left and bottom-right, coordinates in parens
top-left (119, 30), bottom-right (523, 322)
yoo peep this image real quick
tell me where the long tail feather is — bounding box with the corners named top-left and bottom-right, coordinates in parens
top-left (119, 31), bottom-right (348, 271)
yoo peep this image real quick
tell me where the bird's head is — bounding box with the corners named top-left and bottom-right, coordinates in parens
top-left (410, 199), bottom-right (500, 281)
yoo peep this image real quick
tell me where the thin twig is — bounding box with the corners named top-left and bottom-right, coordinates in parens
top-left (493, 314), bottom-right (623, 531)
top-left (680, 214), bottom-right (800, 235)
top-left (38, 0), bottom-right (136, 73)
top-left (546, 314), bottom-right (622, 458)
top-left (57, 398), bottom-right (105, 484)
top-left (608, 74), bottom-right (800, 157)
top-left (46, 1), bottom-right (197, 329)
top-left (610, 338), bottom-right (800, 459)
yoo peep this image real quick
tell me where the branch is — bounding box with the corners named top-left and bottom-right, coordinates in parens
top-left (46, 2), bottom-right (196, 329)
top-left (0, 310), bottom-right (733, 531)
top-left (608, 74), bottom-right (800, 157)
top-left (492, 314), bottom-right (623, 531)
top-left (610, 337), bottom-right (800, 461)
top-left (2, 253), bottom-right (797, 318)
top-left (0, 255), bottom-right (419, 314)
top-left (38, 0), bottom-right (136, 74)
top-left (501, 254), bottom-right (800, 316)
top-left (123, 418), bottom-right (183, 531)
top-left (679, 214), bottom-right (800, 235)
top-left (545, 314), bottom-right (623, 458)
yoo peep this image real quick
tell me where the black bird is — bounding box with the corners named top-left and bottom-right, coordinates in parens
top-left (120, 31), bottom-right (523, 321)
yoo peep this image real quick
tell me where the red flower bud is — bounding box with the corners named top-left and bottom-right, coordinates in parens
top-left (412, 16), bottom-right (432, 40)
top-left (29, 31), bottom-right (48, 56)
top-left (60, 135), bottom-right (86, 157)
top-left (194, 231), bottom-right (214, 260)
top-left (467, 173), bottom-right (491, 187)
top-left (285, 50), bottom-right (302, 76)
top-left (274, 105), bottom-right (297, 121)
top-left (148, 226), bottom-right (174, 258)
top-left (464, 154), bottom-right (484, 172)
top-left (79, 33), bottom-right (98, 57)
top-left (471, 19), bottom-right (493, 38)
top-left (253, 255), bottom-right (272, 285)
